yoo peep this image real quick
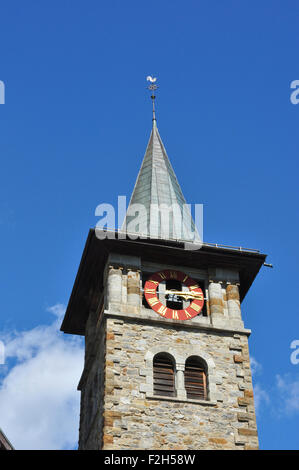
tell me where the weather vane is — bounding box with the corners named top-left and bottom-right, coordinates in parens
top-left (146, 75), bottom-right (158, 121)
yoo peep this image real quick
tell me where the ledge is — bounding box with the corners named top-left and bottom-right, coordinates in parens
top-left (145, 394), bottom-right (218, 406)
top-left (105, 309), bottom-right (251, 336)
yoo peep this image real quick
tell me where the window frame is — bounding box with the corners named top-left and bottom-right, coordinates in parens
top-left (153, 352), bottom-right (176, 397)
top-left (184, 356), bottom-right (208, 401)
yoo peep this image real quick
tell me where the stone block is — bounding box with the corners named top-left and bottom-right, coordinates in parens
top-left (229, 343), bottom-right (242, 351)
top-left (237, 397), bottom-right (252, 407)
top-left (238, 428), bottom-right (258, 437)
top-left (103, 434), bottom-right (114, 444)
top-left (234, 355), bottom-right (244, 363)
top-left (237, 412), bottom-right (251, 422)
top-left (208, 438), bottom-right (228, 445)
top-left (139, 383), bottom-right (152, 393)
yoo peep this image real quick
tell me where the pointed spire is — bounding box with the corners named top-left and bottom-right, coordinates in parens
top-left (122, 78), bottom-right (200, 243)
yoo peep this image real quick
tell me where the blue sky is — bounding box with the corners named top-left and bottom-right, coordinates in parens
top-left (0, 0), bottom-right (299, 449)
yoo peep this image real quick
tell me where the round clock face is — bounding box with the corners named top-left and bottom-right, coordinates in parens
top-left (144, 269), bottom-right (204, 321)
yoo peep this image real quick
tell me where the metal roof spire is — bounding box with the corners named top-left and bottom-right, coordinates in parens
top-left (121, 77), bottom-right (200, 243)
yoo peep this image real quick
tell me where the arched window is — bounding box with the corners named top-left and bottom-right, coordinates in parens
top-left (184, 356), bottom-right (207, 400)
top-left (153, 353), bottom-right (176, 397)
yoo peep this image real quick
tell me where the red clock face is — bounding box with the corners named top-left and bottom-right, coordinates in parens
top-left (144, 269), bottom-right (204, 321)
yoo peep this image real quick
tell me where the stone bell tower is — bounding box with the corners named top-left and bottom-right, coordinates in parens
top-left (61, 83), bottom-right (267, 450)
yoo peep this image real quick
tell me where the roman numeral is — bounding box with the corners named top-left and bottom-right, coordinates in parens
top-left (148, 297), bottom-right (159, 307)
top-left (144, 288), bottom-right (156, 295)
top-left (158, 272), bottom-right (166, 280)
top-left (190, 302), bottom-right (201, 312)
top-left (157, 305), bottom-right (167, 316)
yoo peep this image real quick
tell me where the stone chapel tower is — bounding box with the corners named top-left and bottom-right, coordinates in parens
top-left (61, 87), bottom-right (267, 450)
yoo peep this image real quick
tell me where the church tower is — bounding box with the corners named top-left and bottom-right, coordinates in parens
top-left (61, 80), bottom-right (267, 450)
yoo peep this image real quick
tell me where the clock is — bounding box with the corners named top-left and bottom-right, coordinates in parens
top-left (144, 269), bottom-right (204, 320)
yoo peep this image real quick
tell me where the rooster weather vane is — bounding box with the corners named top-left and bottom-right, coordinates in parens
top-left (146, 76), bottom-right (158, 120)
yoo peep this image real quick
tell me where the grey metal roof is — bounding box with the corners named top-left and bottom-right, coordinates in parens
top-left (122, 119), bottom-right (200, 242)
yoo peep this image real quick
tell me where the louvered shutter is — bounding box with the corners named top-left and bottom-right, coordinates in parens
top-left (153, 354), bottom-right (175, 397)
top-left (184, 357), bottom-right (207, 400)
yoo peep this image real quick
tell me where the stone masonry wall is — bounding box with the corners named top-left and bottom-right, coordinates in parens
top-left (100, 315), bottom-right (259, 450)
top-left (78, 309), bottom-right (106, 450)
top-left (77, 259), bottom-right (259, 450)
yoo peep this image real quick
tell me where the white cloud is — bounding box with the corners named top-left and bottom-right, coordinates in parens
top-left (250, 356), bottom-right (262, 376)
top-left (249, 357), bottom-right (269, 415)
top-left (46, 303), bottom-right (66, 318)
top-left (276, 374), bottom-right (299, 415)
top-left (0, 305), bottom-right (84, 450)
top-left (253, 383), bottom-right (269, 415)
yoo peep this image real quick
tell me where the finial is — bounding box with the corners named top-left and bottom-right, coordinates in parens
top-left (146, 75), bottom-right (158, 122)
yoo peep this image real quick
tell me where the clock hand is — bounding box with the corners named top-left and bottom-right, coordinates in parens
top-left (164, 290), bottom-right (204, 301)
